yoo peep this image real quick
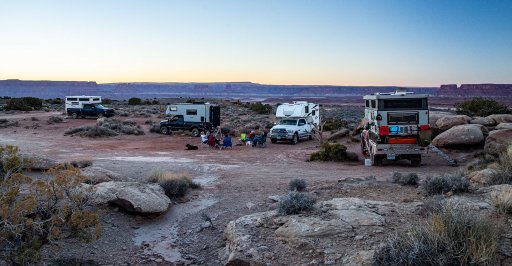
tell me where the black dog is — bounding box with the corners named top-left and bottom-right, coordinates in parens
top-left (185, 144), bottom-right (198, 150)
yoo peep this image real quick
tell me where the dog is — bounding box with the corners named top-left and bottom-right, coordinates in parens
top-left (185, 144), bottom-right (199, 150)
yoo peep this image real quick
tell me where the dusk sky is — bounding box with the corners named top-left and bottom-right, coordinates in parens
top-left (1, 0), bottom-right (511, 86)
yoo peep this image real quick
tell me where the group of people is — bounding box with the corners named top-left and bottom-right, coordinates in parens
top-left (242, 130), bottom-right (267, 147)
top-left (200, 130), bottom-right (232, 149)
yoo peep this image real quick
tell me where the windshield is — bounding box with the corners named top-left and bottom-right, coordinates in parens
top-left (95, 104), bottom-right (105, 109)
top-left (278, 119), bottom-right (297, 125)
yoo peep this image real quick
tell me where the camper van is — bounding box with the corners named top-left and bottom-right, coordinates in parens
top-left (65, 96), bottom-right (114, 118)
top-left (269, 101), bottom-right (320, 144)
top-left (160, 102), bottom-right (220, 136)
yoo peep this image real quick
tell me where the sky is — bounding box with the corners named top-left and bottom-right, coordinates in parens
top-left (0, 0), bottom-right (511, 86)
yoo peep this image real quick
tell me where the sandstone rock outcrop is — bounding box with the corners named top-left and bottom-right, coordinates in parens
top-left (435, 115), bottom-right (471, 131)
top-left (81, 166), bottom-right (122, 184)
top-left (484, 129), bottom-right (512, 156)
top-left (432, 124), bottom-right (486, 147)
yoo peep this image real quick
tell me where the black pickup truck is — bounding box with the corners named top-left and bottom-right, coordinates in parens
top-left (159, 115), bottom-right (212, 137)
top-left (67, 104), bottom-right (115, 119)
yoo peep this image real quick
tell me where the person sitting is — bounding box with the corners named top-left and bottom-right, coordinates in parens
top-left (207, 134), bottom-right (218, 148)
top-left (222, 134), bottom-right (232, 149)
top-left (200, 131), bottom-right (208, 144)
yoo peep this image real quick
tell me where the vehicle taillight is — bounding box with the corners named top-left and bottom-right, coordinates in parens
top-left (420, 125), bottom-right (430, 131)
top-left (379, 126), bottom-right (389, 136)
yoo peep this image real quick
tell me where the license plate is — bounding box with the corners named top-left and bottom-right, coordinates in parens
top-left (387, 154), bottom-right (396, 160)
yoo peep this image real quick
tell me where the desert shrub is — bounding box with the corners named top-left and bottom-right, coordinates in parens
top-left (278, 192), bottom-right (316, 215)
top-left (65, 118), bottom-right (144, 137)
top-left (0, 148), bottom-right (100, 264)
top-left (45, 98), bottom-right (63, 105)
top-left (373, 203), bottom-right (499, 266)
top-left (6, 97), bottom-right (43, 111)
top-left (491, 188), bottom-right (512, 215)
top-left (0, 145), bottom-right (27, 181)
top-left (310, 143), bottom-right (349, 162)
top-left (30, 116), bottom-right (39, 121)
top-left (322, 118), bottom-right (347, 132)
top-left (47, 115), bottom-right (64, 124)
top-left (423, 175), bottom-right (470, 195)
top-left (489, 146), bottom-right (512, 185)
top-left (455, 97), bottom-right (510, 117)
top-left (0, 119), bottom-right (19, 128)
top-left (152, 100), bottom-right (160, 105)
top-left (147, 170), bottom-right (200, 198)
top-left (289, 179), bottom-right (307, 192)
top-left (249, 102), bottom-right (273, 114)
top-left (64, 125), bottom-right (119, 138)
top-left (101, 98), bottom-right (112, 105)
top-left (149, 124), bottom-right (160, 133)
top-left (144, 119), bottom-right (154, 125)
top-left (392, 172), bottom-right (419, 186)
top-left (128, 97), bottom-right (142, 105)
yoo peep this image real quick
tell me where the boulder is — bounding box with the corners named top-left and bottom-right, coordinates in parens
top-left (496, 123), bottom-right (512, 130)
top-left (470, 117), bottom-right (496, 127)
top-left (328, 128), bottom-right (350, 140)
top-left (81, 166), bottom-right (121, 184)
top-left (484, 129), bottom-right (512, 156)
top-left (429, 113), bottom-right (449, 129)
top-left (467, 168), bottom-right (496, 185)
top-left (92, 181), bottom-right (170, 213)
top-left (432, 124), bottom-right (486, 147)
top-left (23, 155), bottom-right (60, 170)
top-left (487, 114), bottom-right (512, 124)
top-left (435, 115), bottom-right (471, 131)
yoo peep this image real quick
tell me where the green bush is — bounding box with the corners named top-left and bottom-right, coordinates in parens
top-left (5, 97), bottom-right (43, 111)
top-left (128, 97), bottom-right (142, 105)
top-left (310, 143), bottom-right (349, 162)
top-left (392, 172), bottom-right (419, 186)
top-left (373, 203), bottom-right (499, 266)
top-left (322, 118), bottom-right (347, 132)
top-left (289, 179), bottom-right (307, 192)
top-left (423, 175), bottom-right (470, 195)
top-left (455, 98), bottom-right (510, 117)
top-left (101, 98), bottom-right (113, 105)
top-left (249, 102), bottom-right (273, 114)
top-left (278, 192), bottom-right (316, 215)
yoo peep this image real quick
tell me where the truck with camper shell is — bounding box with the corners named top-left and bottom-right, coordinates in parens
top-left (360, 90), bottom-right (432, 166)
top-left (159, 102), bottom-right (220, 137)
top-left (269, 101), bottom-right (320, 144)
top-left (65, 96), bottom-right (114, 119)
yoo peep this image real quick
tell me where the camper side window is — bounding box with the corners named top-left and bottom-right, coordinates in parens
top-left (169, 107), bottom-right (177, 111)
top-left (79, 98), bottom-right (89, 101)
top-left (186, 109), bottom-right (197, 115)
top-left (67, 98), bottom-right (78, 101)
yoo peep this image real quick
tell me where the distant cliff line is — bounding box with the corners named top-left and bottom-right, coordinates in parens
top-left (0, 80), bottom-right (510, 100)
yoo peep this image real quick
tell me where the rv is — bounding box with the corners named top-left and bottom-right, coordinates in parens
top-left (160, 102), bottom-right (220, 137)
top-left (360, 91), bottom-right (431, 166)
top-left (269, 101), bottom-right (320, 144)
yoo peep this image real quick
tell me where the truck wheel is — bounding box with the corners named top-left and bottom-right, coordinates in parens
top-left (308, 134), bottom-right (313, 140)
top-left (191, 128), bottom-right (200, 137)
top-left (71, 113), bottom-right (78, 119)
top-left (271, 138), bottom-right (277, 144)
top-left (160, 127), bottom-right (169, 135)
top-left (292, 133), bottom-right (298, 145)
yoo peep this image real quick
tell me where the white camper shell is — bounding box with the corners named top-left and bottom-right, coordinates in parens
top-left (65, 96), bottom-right (102, 112)
top-left (275, 101), bottom-right (320, 128)
top-left (165, 102), bottom-right (220, 127)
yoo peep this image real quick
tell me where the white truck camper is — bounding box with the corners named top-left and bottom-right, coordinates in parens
top-left (270, 101), bottom-right (320, 144)
top-left (164, 102), bottom-right (221, 127)
top-left (65, 96), bottom-right (102, 112)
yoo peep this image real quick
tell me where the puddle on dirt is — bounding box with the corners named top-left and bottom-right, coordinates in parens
top-left (98, 156), bottom-right (196, 163)
top-left (133, 197), bottom-right (218, 263)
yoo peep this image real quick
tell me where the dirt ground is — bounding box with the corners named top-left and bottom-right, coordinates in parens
top-left (0, 110), bottom-right (468, 265)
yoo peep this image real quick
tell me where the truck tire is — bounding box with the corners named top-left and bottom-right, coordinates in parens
top-left (292, 133), bottom-right (298, 145)
top-left (71, 113), bottom-right (78, 119)
top-left (191, 128), bottom-right (200, 137)
top-left (271, 138), bottom-right (277, 144)
top-left (308, 134), bottom-right (313, 140)
top-left (160, 127), bottom-right (170, 135)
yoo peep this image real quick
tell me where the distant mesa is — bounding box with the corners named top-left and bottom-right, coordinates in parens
top-left (438, 84), bottom-right (512, 97)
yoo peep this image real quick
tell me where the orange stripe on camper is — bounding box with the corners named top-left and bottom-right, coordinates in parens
top-left (388, 137), bottom-right (417, 144)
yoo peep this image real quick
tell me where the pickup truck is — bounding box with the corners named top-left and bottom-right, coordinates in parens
top-left (67, 104), bottom-right (115, 119)
top-left (159, 115), bottom-right (213, 137)
top-left (269, 118), bottom-right (315, 144)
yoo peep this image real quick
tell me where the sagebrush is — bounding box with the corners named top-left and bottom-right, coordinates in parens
top-left (491, 188), bottom-right (512, 215)
top-left (373, 203), bottom-right (500, 266)
top-left (278, 192), bottom-right (316, 215)
top-left (423, 175), bottom-right (470, 195)
top-left (289, 178), bottom-right (307, 192)
top-left (147, 170), bottom-right (200, 198)
top-left (489, 146), bottom-right (512, 185)
top-left (455, 97), bottom-right (510, 117)
top-left (392, 172), bottom-right (419, 186)
top-left (310, 143), bottom-right (350, 162)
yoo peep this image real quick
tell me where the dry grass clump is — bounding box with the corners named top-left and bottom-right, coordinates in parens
top-left (423, 175), bottom-right (470, 195)
top-left (0, 118), bottom-right (19, 128)
top-left (47, 115), bottom-right (64, 124)
top-left (491, 188), bottom-right (512, 215)
top-left (278, 192), bottom-right (316, 215)
top-left (392, 172), bottom-right (419, 186)
top-left (64, 118), bottom-right (144, 137)
top-left (310, 143), bottom-right (350, 162)
top-left (373, 203), bottom-right (500, 266)
top-left (65, 125), bottom-right (119, 138)
top-left (147, 170), bottom-right (200, 199)
top-left (489, 146), bottom-right (512, 185)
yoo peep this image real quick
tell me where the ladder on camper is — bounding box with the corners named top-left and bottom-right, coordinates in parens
top-left (428, 144), bottom-right (458, 166)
